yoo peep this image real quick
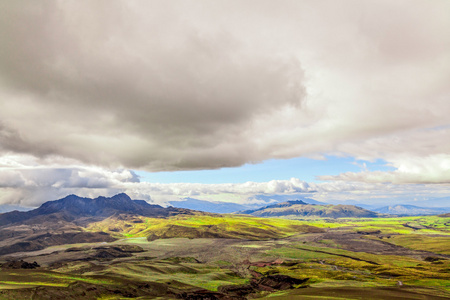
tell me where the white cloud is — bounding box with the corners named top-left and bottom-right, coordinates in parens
top-left (0, 159), bottom-right (139, 206)
top-left (320, 154), bottom-right (450, 184)
top-left (0, 162), bottom-right (317, 206)
top-left (1, 0), bottom-right (449, 172)
top-left (318, 127), bottom-right (450, 184)
top-left (1, 1), bottom-right (450, 205)
top-left (1, 159), bottom-right (450, 208)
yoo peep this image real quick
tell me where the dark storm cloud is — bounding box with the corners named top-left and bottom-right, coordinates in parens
top-left (0, 0), bottom-right (305, 170)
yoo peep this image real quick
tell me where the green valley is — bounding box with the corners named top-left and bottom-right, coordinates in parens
top-left (1, 212), bottom-right (449, 299)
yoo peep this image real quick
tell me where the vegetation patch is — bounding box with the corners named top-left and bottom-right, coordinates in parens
top-left (386, 235), bottom-right (450, 254)
top-left (2, 214), bottom-right (450, 298)
top-left (87, 214), bottom-right (324, 241)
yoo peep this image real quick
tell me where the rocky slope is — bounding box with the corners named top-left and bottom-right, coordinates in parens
top-left (0, 193), bottom-right (191, 226)
top-left (0, 193), bottom-right (195, 255)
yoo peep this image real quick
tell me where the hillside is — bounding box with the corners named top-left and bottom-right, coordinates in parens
top-left (86, 214), bottom-right (324, 241)
top-left (0, 194), bottom-right (327, 256)
top-left (0, 194), bottom-right (195, 256)
top-left (0, 193), bottom-right (192, 226)
top-left (0, 195), bottom-right (449, 299)
top-left (1, 215), bottom-right (449, 299)
top-left (240, 200), bottom-right (379, 218)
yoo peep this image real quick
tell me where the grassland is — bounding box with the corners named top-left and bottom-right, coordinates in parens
top-left (1, 214), bottom-right (449, 299)
top-left (86, 214), bottom-right (324, 240)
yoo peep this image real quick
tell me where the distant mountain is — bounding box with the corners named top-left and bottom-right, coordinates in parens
top-left (251, 194), bottom-right (327, 205)
top-left (0, 193), bottom-right (197, 256)
top-left (169, 198), bottom-right (250, 213)
top-left (0, 204), bottom-right (32, 214)
top-left (373, 205), bottom-right (450, 216)
top-left (239, 200), bottom-right (379, 218)
top-left (351, 204), bottom-right (381, 210)
top-left (167, 196), bottom-right (329, 214)
top-left (0, 193), bottom-right (192, 226)
top-left (241, 200), bottom-right (308, 214)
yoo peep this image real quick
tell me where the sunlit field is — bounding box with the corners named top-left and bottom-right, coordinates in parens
top-left (1, 214), bottom-right (449, 299)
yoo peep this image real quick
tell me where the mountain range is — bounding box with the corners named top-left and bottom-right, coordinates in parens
top-left (0, 193), bottom-right (192, 227)
top-left (1, 193), bottom-right (449, 300)
top-left (239, 200), bottom-right (380, 218)
top-left (168, 196), bottom-right (326, 213)
top-left (1, 193), bottom-right (449, 259)
top-left (168, 196), bottom-right (450, 216)
top-left (169, 198), bottom-right (251, 213)
top-left (249, 194), bottom-right (326, 205)
top-left (0, 194), bottom-right (196, 256)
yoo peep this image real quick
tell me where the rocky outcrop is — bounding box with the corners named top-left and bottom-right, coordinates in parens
top-left (1, 260), bottom-right (40, 269)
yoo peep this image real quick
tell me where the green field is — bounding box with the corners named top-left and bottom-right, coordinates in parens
top-left (1, 214), bottom-right (449, 299)
top-left (86, 214), bottom-right (324, 240)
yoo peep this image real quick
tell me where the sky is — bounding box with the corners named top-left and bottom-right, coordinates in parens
top-left (1, 0), bottom-right (450, 208)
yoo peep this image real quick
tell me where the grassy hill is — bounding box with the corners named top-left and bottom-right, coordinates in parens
top-left (1, 194), bottom-right (449, 299)
top-left (86, 214), bottom-right (325, 241)
top-left (1, 214), bottom-right (449, 299)
top-left (241, 201), bottom-right (379, 218)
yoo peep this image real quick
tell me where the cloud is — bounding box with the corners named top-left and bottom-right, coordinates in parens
top-left (0, 0), bottom-right (449, 173)
top-left (0, 0), bottom-right (306, 170)
top-left (319, 127), bottom-right (450, 184)
top-left (319, 154), bottom-right (450, 184)
top-left (0, 158), bottom-right (139, 206)
top-left (0, 162), bottom-right (316, 206)
top-left (1, 160), bottom-right (449, 208)
top-left (1, 1), bottom-right (450, 205)
top-left (0, 160), bottom-right (317, 206)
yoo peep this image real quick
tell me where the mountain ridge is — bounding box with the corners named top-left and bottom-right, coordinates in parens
top-left (169, 198), bottom-right (251, 213)
top-left (240, 200), bottom-right (309, 215)
top-left (0, 193), bottom-right (198, 256)
top-left (239, 200), bottom-right (380, 218)
top-left (0, 193), bottom-right (192, 227)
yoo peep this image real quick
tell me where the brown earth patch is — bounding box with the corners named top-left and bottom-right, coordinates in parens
top-left (0, 231), bottom-right (116, 256)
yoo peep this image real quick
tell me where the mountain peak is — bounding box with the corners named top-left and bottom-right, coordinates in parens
top-left (112, 193), bottom-right (131, 199)
top-left (0, 193), bottom-right (191, 227)
top-left (240, 201), bottom-right (379, 218)
top-left (61, 194), bottom-right (84, 200)
top-left (282, 200), bottom-right (308, 206)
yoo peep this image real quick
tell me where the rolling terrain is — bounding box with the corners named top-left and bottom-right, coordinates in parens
top-left (0, 194), bottom-right (196, 257)
top-left (0, 194), bottom-right (449, 299)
